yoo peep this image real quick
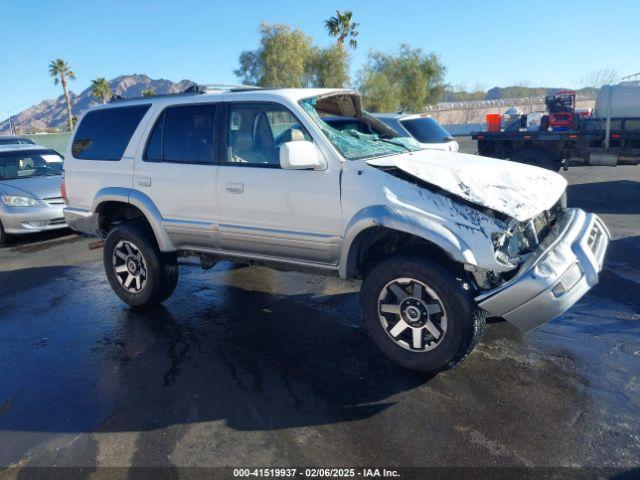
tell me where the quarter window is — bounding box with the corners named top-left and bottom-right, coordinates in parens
top-left (72, 105), bottom-right (150, 160)
top-left (144, 104), bottom-right (217, 164)
top-left (224, 103), bottom-right (311, 167)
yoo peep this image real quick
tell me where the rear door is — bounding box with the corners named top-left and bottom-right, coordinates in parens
top-left (216, 101), bottom-right (342, 264)
top-left (133, 103), bottom-right (220, 248)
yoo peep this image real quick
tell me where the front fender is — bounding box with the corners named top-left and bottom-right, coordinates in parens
top-left (92, 187), bottom-right (175, 252)
top-left (339, 205), bottom-right (478, 279)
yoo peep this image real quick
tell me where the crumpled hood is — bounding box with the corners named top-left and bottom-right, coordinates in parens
top-left (366, 150), bottom-right (567, 222)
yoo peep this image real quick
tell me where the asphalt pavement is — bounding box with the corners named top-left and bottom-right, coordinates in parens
top-left (0, 142), bottom-right (638, 478)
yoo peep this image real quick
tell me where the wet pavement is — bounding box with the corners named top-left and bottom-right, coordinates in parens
top-left (0, 153), bottom-right (639, 477)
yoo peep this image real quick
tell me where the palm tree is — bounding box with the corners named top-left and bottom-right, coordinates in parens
top-left (141, 87), bottom-right (155, 97)
top-left (48, 59), bottom-right (76, 131)
top-left (91, 77), bottom-right (112, 104)
top-left (324, 10), bottom-right (359, 49)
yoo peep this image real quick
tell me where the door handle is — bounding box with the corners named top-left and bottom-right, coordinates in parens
top-left (226, 182), bottom-right (244, 194)
top-left (137, 177), bottom-right (151, 187)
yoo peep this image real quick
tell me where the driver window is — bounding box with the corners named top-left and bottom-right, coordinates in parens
top-left (225, 103), bottom-right (312, 166)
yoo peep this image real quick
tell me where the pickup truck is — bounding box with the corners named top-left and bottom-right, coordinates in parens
top-left (63, 86), bottom-right (609, 372)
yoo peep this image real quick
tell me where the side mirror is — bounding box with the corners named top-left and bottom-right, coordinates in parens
top-left (279, 141), bottom-right (325, 170)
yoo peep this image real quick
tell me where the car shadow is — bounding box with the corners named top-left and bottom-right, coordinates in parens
top-left (0, 228), bottom-right (74, 250)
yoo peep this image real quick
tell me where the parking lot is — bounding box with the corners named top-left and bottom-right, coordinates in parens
top-left (0, 140), bottom-right (639, 476)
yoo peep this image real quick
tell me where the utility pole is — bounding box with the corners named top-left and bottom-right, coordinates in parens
top-left (7, 114), bottom-right (15, 135)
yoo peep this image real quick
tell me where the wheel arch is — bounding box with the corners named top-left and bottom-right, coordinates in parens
top-left (339, 205), bottom-right (477, 279)
top-left (92, 187), bottom-right (175, 252)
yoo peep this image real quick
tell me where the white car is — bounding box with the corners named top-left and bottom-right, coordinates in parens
top-left (374, 113), bottom-right (459, 152)
top-left (63, 86), bottom-right (608, 372)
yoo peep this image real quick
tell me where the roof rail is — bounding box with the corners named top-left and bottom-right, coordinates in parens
top-left (108, 83), bottom-right (263, 103)
top-left (183, 84), bottom-right (262, 93)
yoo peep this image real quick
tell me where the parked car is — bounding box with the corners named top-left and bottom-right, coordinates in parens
top-left (374, 113), bottom-right (459, 152)
top-left (0, 145), bottom-right (66, 245)
top-left (63, 86), bottom-right (609, 372)
top-left (0, 135), bottom-right (36, 146)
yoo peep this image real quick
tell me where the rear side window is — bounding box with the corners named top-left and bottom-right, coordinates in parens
top-left (72, 105), bottom-right (150, 160)
top-left (145, 104), bottom-right (217, 164)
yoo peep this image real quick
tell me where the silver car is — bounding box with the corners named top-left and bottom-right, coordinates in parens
top-left (373, 113), bottom-right (460, 152)
top-left (0, 135), bottom-right (36, 146)
top-left (0, 144), bottom-right (66, 245)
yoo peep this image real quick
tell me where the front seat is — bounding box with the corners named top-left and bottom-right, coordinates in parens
top-left (230, 132), bottom-right (267, 164)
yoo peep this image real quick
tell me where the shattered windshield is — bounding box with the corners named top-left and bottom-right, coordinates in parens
top-left (300, 98), bottom-right (421, 160)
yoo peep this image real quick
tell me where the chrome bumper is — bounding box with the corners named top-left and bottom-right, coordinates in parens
top-left (63, 207), bottom-right (99, 236)
top-left (476, 209), bottom-right (609, 331)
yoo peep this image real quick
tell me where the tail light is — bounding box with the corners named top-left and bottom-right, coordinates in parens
top-left (61, 177), bottom-right (67, 202)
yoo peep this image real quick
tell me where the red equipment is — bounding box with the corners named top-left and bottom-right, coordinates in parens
top-left (545, 90), bottom-right (576, 130)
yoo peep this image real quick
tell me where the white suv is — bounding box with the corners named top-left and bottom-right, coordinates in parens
top-left (63, 86), bottom-right (609, 372)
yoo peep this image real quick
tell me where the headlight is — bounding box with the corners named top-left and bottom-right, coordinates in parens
top-left (492, 219), bottom-right (521, 265)
top-left (1, 195), bottom-right (41, 207)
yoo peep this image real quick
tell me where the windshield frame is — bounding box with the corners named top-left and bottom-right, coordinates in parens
top-left (298, 96), bottom-right (421, 161)
top-left (0, 149), bottom-right (64, 180)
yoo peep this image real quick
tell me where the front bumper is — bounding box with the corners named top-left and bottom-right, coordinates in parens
top-left (476, 209), bottom-right (609, 331)
top-left (1, 204), bottom-right (67, 234)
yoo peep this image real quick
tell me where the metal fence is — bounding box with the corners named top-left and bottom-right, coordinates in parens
top-left (425, 94), bottom-right (596, 112)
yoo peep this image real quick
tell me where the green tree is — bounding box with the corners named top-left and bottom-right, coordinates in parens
top-left (308, 45), bottom-right (350, 88)
top-left (235, 23), bottom-right (314, 87)
top-left (324, 10), bottom-right (359, 49)
top-left (91, 77), bottom-right (112, 104)
top-left (141, 87), bottom-right (155, 97)
top-left (357, 45), bottom-right (446, 112)
top-left (48, 58), bottom-right (76, 131)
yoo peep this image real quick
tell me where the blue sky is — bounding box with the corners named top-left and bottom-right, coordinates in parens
top-left (1, 0), bottom-right (637, 113)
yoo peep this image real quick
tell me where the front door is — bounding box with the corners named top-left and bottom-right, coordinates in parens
top-left (133, 103), bottom-right (219, 248)
top-left (216, 102), bottom-right (341, 264)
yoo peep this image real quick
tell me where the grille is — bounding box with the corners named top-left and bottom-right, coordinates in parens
top-left (588, 222), bottom-right (602, 254)
top-left (49, 218), bottom-right (66, 226)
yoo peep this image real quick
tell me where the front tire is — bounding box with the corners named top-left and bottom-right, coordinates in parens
top-left (360, 255), bottom-right (485, 372)
top-left (103, 221), bottom-right (178, 308)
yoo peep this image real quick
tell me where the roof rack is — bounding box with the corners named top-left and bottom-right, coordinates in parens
top-left (183, 84), bottom-right (263, 93)
top-left (109, 83), bottom-right (262, 103)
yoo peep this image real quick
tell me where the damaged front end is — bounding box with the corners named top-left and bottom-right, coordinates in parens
top-left (363, 159), bottom-right (607, 332)
top-left (476, 207), bottom-right (609, 331)
top-left (490, 196), bottom-right (566, 273)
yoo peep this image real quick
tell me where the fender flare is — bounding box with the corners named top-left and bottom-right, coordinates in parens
top-left (339, 205), bottom-right (477, 279)
top-left (92, 187), bottom-right (175, 252)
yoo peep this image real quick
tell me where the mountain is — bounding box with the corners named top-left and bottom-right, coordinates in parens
top-left (0, 74), bottom-right (196, 133)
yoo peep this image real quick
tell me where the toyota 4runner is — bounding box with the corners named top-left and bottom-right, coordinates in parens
top-left (63, 86), bottom-right (609, 372)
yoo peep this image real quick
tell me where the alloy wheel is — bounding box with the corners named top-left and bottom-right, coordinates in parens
top-left (378, 277), bottom-right (447, 352)
top-left (112, 240), bottom-right (148, 293)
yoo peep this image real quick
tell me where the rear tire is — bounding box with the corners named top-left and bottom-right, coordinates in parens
top-left (360, 255), bottom-right (485, 373)
top-left (103, 221), bottom-right (178, 308)
top-left (511, 147), bottom-right (560, 171)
